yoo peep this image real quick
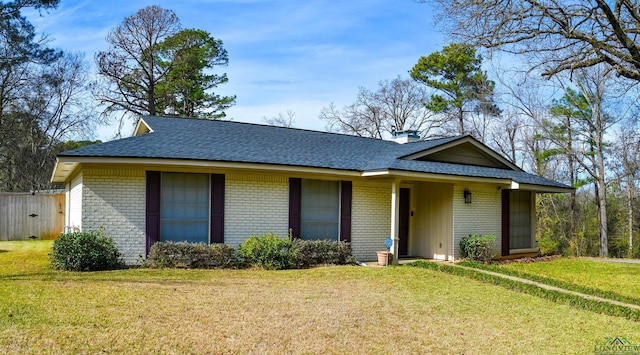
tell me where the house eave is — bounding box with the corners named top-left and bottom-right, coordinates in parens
top-left (365, 169), bottom-right (513, 185)
top-left (51, 158), bottom-right (81, 183)
top-left (51, 156), bottom-right (363, 182)
top-left (52, 157), bottom-right (574, 194)
top-left (515, 183), bottom-right (574, 194)
top-left (364, 169), bottom-right (572, 192)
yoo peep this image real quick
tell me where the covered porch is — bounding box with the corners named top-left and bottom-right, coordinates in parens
top-left (377, 173), bottom-right (567, 264)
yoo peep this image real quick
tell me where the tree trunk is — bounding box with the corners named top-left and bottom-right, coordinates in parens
top-left (566, 117), bottom-right (577, 254)
top-left (458, 106), bottom-right (465, 135)
top-left (627, 176), bottom-right (634, 253)
top-left (595, 147), bottom-right (608, 256)
top-left (148, 64), bottom-right (156, 116)
top-left (597, 176), bottom-right (608, 256)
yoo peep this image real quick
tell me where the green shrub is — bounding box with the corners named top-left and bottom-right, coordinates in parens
top-left (238, 232), bottom-right (295, 270)
top-left (536, 234), bottom-right (560, 256)
top-left (145, 242), bottom-right (244, 269)
top-left (459, 233), bottom-right (496, 263)
top-left (631, 241), bottom-right (640, 259)
top-left (50, 231), bottom-right (123, 271)
top-left (608, 236), bottom-right (629, 259)
top-left (145, 233), bottom-right (357, 270)
top-left (292, 239), bottom-right (356, 268)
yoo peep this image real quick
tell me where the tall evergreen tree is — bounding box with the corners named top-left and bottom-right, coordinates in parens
top-left (410, 43), bottom-right (500, 138)
top-left (156, 29), bottom-right (235, 119)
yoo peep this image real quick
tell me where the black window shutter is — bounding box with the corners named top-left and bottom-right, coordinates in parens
top-left (211, 174), bottom-right (225, 243)
top-left (146, 171), bottom-right (161, 255)
top-left (501, 189), bottom-right (510, 256)
top-left (340, 181), bottom-right (352, 242)
top-left (289, 178), bottom-right (302, 238)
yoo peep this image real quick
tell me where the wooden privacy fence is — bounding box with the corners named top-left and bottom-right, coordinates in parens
top-left (0, 192), bottom-right (65, 241)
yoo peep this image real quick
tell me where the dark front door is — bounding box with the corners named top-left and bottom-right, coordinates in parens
top-left (399, 188), bottom-right (410, 256)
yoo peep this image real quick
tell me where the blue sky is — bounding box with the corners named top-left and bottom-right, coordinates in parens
top-left (26, 0), bottom-right (444, 140)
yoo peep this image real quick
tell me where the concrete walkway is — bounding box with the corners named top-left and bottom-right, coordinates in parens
top-left (360, 258), bottom-right (423, 267)
top-left (450, 263), bottom-right (640, 311)
top-left (582, 257), bottom-right (640, 264)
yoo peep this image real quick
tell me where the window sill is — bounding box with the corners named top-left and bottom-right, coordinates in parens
top-left (509, 248), bottom-right (539, 254)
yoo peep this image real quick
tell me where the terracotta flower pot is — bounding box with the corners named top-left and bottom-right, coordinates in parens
top-left (377, 251), bottom-right (393, 266)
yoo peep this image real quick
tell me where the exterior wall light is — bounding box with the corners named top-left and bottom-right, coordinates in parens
top-left (464, 188), bottom-right (472, 204)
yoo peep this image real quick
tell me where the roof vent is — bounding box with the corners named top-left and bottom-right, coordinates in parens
top-left (392, 130), bottom-right (420, 144)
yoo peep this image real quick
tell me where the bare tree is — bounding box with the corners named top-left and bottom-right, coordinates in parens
top-left (320, 77), bottom-right (442, 139)
top-left (488, 66), bottom-right (561, 171)
top-left (425, 0), bottom-right (640, 81)
top-left (320, 101), bottom-right (384, 139)
top-left (543, 66), bottom-right (638, 256)
top-left (95, 5), bottom-right (181, 121)
top-left (0, 1), bottom-right (100, 191)
top-left (1, 53), bottom-right (97, 191)
top-left (490, 111), bottom-right (522, 165)
top-left (262, 110), bottom-right (296, 128)
top-left (612, 127), bottom-right (640, 254)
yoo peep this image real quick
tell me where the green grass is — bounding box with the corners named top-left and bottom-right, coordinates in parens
top-left (1, 241), bottom-right (640, 353)
top-left (496, 258), bottom-right (640, 303)
top-left (411, 260), bottom-right (640, 321)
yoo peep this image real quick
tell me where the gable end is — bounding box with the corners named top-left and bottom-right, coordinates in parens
top-left (401, 137), bottom-right (522, 171)
top-left (133, 117), bottom-right (153, 136)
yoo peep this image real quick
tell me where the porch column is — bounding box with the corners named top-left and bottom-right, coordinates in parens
top-left (390, 179), bottom-right (400, 265)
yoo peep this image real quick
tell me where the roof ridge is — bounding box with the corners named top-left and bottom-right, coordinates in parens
top-left (143, 115), bottom-right (391, 143)
top-left (142, 115), bottom-right (461, 144)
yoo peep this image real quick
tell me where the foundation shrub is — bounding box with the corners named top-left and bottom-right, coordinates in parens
top-left (237, 232), bottom-right (357, 269)
top-left (50, 231), bottom-right (124, 271)
top-left (292, 239), bottom-right (356, 268)
top-left (460, 233), bottom-right (496, 263)
top-left (146, 242), bottom-right (244, 269)
top-left (237, 232), bottom-right (295, 270)
top-left (145, 233), bottom-right (357, 270)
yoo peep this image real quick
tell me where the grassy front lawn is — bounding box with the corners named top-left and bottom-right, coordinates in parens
top-left (500, 258), bottom-right (640, 302)
top-left (1, 241), bottom-right (640, 354)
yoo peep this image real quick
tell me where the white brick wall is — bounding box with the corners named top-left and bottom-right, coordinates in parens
top-left (225, 176), bottom-right (393, 260)
top-left (75, 167), bottom-right (515, 263)
top-left (452, 183), bottom-right (502, 258)
top-left (81, 168), bottom-right (146, 264)
top-left (224, 174), bottom-right (289, 246)
top-left (68, 172), bottom-right (83, 230)
top-left (351, 181), bottom-right (391, 261)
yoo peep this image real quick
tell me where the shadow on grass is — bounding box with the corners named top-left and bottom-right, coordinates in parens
top-left (0, 272), bottom-right (57, 280)
top-left (0, 268), bottom-right (224, 286)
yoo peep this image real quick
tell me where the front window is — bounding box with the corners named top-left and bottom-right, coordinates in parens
top-left (161, 172), bottom-right (209, 243)
top-left (300, 179), bottom-right (339, 240)
top-left (509, 190), bottom-right (532, 249)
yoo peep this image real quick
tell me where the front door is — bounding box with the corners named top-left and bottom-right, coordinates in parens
top-left (398, 188), bottom-right (410, 256)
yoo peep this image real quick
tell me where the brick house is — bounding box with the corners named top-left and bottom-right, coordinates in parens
top-left (51, 116), bottom-right (572, 264)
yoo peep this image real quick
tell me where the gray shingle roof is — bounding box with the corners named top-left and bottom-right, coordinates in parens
top-left (59, 116), bottom-right (571, 189)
